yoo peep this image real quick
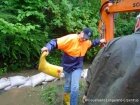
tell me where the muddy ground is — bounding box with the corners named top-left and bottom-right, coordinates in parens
top-left (0, 69), bottom-right (47, 105)
top-left (0, 67), bottom-right (86, 105)
top-left (0, 86), bottom-right (46, 105)
top-left (0, 63), bottom-right (89, 105)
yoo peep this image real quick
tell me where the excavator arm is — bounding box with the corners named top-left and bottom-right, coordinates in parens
top-left (99, 0), bottom-right (140, 42)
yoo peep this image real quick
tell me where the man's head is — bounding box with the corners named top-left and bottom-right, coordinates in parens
top-left (135, 14), bottom-right (140, 32)
top-left (82, 28), bottom-right (93, 40)
top-left (79, 28), bottom-right (93, 41)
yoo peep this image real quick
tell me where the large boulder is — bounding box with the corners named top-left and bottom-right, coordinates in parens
top-left (85, 32), bottom-right (140, 105)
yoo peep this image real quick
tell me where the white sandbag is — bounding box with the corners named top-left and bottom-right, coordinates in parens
top-left (31, 72), bottom-right (46, 87)
top-left (8, 76), bottom-right (28, 87)
top-left (19, 78), bottom-right (32, 88)
top-left (42, 81), bottom-right (48, 85)
top-left (4, 85), bottom-right (17, 91)
top-left (0, 79), bottom-right (11, 90)
top-left (44, 74), bottom-right (56, 82)
top-left (0, 78), bottom-right (8, 82)
top-left (81, 69), bottom-right (88, 79)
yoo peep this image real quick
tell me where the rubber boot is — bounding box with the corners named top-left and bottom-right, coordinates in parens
top-left (63, 93), bottom-right (70, 105)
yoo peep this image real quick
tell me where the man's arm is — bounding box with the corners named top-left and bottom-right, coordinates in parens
top-left (41, 39), bottom-right (57, 52)
top-left (91, 38), bottom-right (106, 47)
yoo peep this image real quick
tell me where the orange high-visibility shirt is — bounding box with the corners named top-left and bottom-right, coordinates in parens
top-left (57, 34), bottom-right (92, 57)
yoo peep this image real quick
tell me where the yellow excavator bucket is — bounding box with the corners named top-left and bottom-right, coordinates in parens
top-left (38, 51), bottom-right (63, 78)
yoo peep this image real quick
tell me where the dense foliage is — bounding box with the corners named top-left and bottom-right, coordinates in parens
top-left (0, 0), bottom-right (48, 73)
top-left (0, 0), bottom-right (138, 73)
top-left (114, 12), bottom-right (137, 37)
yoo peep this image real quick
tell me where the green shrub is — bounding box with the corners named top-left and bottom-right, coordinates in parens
top-left (0, 0), bottom-right (48, 71)
top-left (0, 18), bottom-right (46, 71)
top-left (115, 13), bottom-right (137, 37)
top-left (0, 0), bottom-right (137, 72)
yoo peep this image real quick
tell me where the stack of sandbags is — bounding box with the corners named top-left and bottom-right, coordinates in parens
top-left (0, 72), bottom-right (59, 91)
top-left (4, 76), bottom-right (28, 90)
top-left (0, 70), bottom-right (85, 91)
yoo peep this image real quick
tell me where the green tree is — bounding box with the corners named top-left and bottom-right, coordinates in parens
top-left (0, 0), bottom-right (137, 73)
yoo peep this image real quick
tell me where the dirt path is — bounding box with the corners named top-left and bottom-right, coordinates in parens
top-left (0, 69), bottom-right (46, 105)
top-left (0, 86), bottom-right (46, 105)
top-left (0, 64), bottom-right (89, 105)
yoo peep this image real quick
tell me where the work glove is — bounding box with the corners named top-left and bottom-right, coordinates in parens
top-left (99, 38), bottom-right (106, 47)
top-left (41, 47), bottom-right (48, 53)
top-left (100, 38), bottom-right (106, 43)
top-left (41, 47), bottom-right (49, 56)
